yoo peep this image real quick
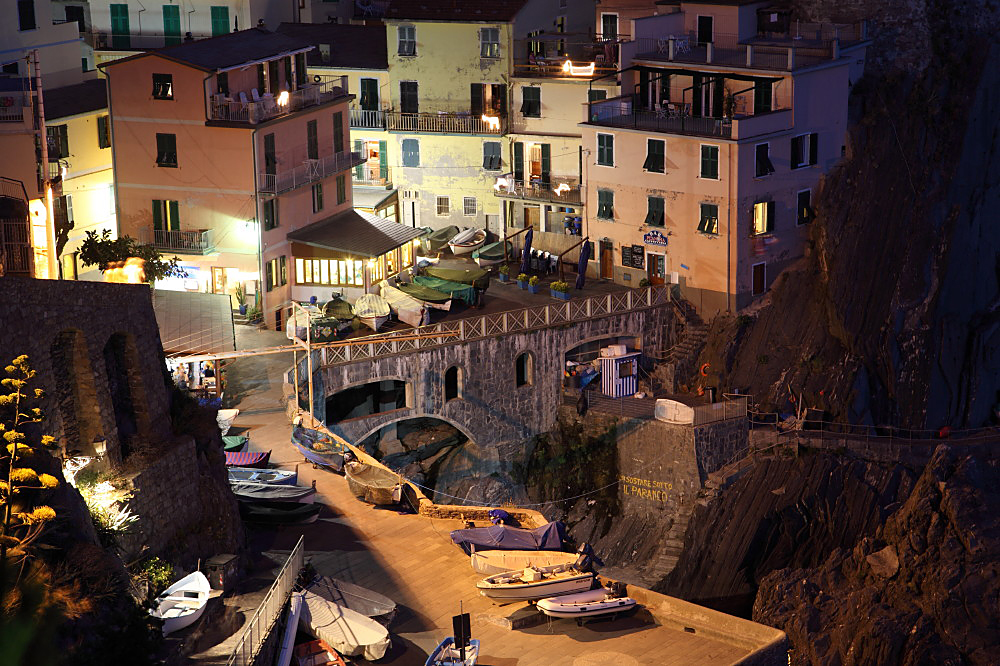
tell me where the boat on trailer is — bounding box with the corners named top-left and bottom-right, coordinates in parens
top-left (536, 587), bottom-right (638, 620)
top-left (476, 564), bottom-right (595, 602)
top-left (291, 425), bottom-right (346, 472)
top-left (149, 571), bottom-right (211, 636)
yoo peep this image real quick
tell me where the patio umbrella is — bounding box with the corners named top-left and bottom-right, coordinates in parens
top-left (519, 228), bottom-right (533, 276)
top-left (574, 240), bottom-right (591, 290)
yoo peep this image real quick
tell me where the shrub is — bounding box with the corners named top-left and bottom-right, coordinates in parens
top-left (499, 264), bottom-right (513, 275)
top-left (550, 281), bottom-right (570, 293)
top-left (528, 276), bottom-right (540, 286)
top-left (638, 278), bottom-right (650, 287)
top-left (517, 273), bottom-right (529, 282)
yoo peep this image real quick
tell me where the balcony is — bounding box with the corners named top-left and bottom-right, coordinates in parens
top-left (259, 151), bottom-right (365, 195)
top-left (386, 111), bottom-right (506, 135)
top-left (353, 163), bottom-right (392, 188)
top-left (0, 93), bottom-right (26, 123)
top-left (350, 108), bottom-right (387, 130)
top-left (139, 228), bottom-right (215, 255)
top-left (209, 81), bottom-right (346, 125)
top-left (494, 177), bottom-right (583, 206)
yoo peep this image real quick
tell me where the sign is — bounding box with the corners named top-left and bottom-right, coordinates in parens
top-left (630, 245), bottom-right (645, 269)
top-left (619, 474), bottom-right (672, 502)
top-left (643, 229), bottom-right (668, 246)
top-left (621, 245), bottom-right (632, 268)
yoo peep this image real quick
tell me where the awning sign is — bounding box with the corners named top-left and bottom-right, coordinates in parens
top-left (643, 230), bottom-right (668, 246)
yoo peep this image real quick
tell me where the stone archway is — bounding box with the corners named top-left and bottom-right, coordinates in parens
top-left (49, 329), bottom-right (104, 457)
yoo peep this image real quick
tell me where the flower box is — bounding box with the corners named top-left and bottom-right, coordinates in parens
top-left (550, 289), bottom-right (570, 301)
top-left (517, 280), bottom-right (528, 289)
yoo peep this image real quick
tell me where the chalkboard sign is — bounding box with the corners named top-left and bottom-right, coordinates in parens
top-left (631, 245), bottom-right (645, 269)
top-left (621, 245), bottom-right (632, 267)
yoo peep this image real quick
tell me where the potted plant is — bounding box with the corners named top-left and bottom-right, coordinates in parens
top-left (517, 273), bottom-right (529, 289)
top-left (235, 283), bottom-right (247, 315)
top-left (638, 278), bottom-right (651, 288)
top-left (498, 264), bottom-right (512, 281)
top-left (527, 275), bottom-right (541, 294)
top-left (550, 280), bottom-right (570, 301)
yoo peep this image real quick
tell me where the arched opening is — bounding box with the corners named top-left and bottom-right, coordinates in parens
top-left (326, 379), bottom-right (409, 423)
top-left (515, 352), bottom-right (533, 387)
top-left (49, 329), bottom-right (103, 457)
top-left (103, 333), bottom-right (142, 460)
top-left (563, 336), bottom-right (640, 390)
top-left (444, 366), bottom-right (462, 402)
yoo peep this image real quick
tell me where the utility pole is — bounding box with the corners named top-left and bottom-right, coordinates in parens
top-left (30, 50), bottom-right (57, 279)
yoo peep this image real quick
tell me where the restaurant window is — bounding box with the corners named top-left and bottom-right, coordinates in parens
top-left (596, 189), bottom-right (614, 220)
top-left (152, 73), bottom-right (173, 100)
top-left (463, 197), bottom-right (477, 217)
top-left (645, 196), bottom-right (664, 227)
top-left (597, 133), bottom-right (614, 166)
top-left (336, 174), bottom-right (346, 204)
top-left (700, 145), bottom-right (719, 179)
top-left (155, 133), bottom-right (177, 167)
top-left (311, 183), bottom-right (323, 213)
top-left (370, 257), bottom-right (384, 283)
top-left (797, 189), bottom-right (814, 225)
top-left (295, 258), bottom-right (365, 286)
top-left (755, 143), bottom-right (775, 177)
top-left (520, 87), bottom-right (540, 117)
top-left (385, 249), bottom-right (397, 276)
top-left (752, 200), bottom-right (774, 235)
top-left (401, 241), bottom-right (414, 268)
top-left (398, 26), bottom-right (416, 56)
top-left (483, 141), bottom-right (501, 170)
top-left (643, 139), bottom-right (664, 173)
top-left (480, 28), bottom-right (500, 58)
top-left (401, 138), bottom-right (420, 167)
top-left (436, 196), bottom-right (450, 216)
top-left (515, 352), bottom-right (533, 387)
top-left (697, 203), bottom-right (719, 235)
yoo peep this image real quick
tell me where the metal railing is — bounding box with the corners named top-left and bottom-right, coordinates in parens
top-left (493, 178), bottom-right (583, 205)
top-left (86, 29), bottom-right (213, 50)
top-left (633, 30), bottom-right (854, 71)
top-left (690, 395), bottom-right (748, 425)
top-left (322, 285), bottom-right (670, 367)
top-left (0, 94), bottom-right (26, 122)
top-left (349, 108), bottom-right (387, 129)
top-left (353, 162), bottom-right (391, 187)
top-left (227, 536), bottom-right (304, 666)
top-left (386, 110), bottom-right (507, 135)
top-left (138, 227), bottom-right (214, 254)
top-left (258, 150), bottom-right (364, 194)
top-left (210, 81), bottom-right (345, 125)
top-left (589, 104), bottom-right (734, 139)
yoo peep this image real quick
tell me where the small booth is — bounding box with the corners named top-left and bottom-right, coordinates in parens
top-left (598, 345), bottom-right (640, 398)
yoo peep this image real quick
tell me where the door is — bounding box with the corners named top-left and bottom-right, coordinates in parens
top-left (647, 253), bottom-right (665, 285)
top-left (400, 81), bottom-right (418, 114)
top-left (353, 139), bottom-right (365, 180)
top-left (212, 267), bottom-right (226, 294)
top-left (162, 6), bottom-right (180, 45)
top-left (752, 262), bottom-right (766, 295)
top-left (697, 16), bottom-right (714, 44)
top-left (210, 6), bottom-right (229, 37)
top-left (601, 13), bottom-right (618, 40)
top-left (110, 4), bottom-right (130, 49)
top-left (360, 78), bottom-right (379, 110)
top-left (600, 240), bottom-right (614, 279)
top-left (378, 140), bottom-right (388, 181)
top-left (524, 205), bottom-right (540, 230)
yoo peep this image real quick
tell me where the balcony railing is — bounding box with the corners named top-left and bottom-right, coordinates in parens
top-left (494, 178), bottom-right (583, 205)
top-left (512, 59), bottom-right (619, 79)
top-left (259, 151), bottom-right (365, 195)
top-left (139, 227), bottom-right (215, 254)
top-left (353, 163), bottom-right (392, 187)
top-left (349, 108), bottom-right (387, 129)
top-left (0, 218), bottom-right (32, 277)
top-left (210, 81), bottom-right (345, 125)
top-left (386, 111), bottom-right (506, 135)
top-left (0, 93), bottom-right (26, 122)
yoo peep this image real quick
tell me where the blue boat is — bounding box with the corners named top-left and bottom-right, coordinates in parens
top-left (425, 638), bottom-right (479, 666)
top-left (291, 426), bottom-right (346, 473)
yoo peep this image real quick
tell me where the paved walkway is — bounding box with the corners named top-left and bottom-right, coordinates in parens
top-left (202, 326), bottom-right (750, 666)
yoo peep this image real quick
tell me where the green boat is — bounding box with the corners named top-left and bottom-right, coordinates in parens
top-left (222, 435), bottom-right (247, 453)
top-left (421, 226), bottom-right (459, 254)
top-left (472, 240), bottom-right (514, 268)
top-left (397, 281), bottom-right (452, 304)
top-left (414, 275), bottom-right (476, 306)
top-left (424, 266), bottom-right (490, 290)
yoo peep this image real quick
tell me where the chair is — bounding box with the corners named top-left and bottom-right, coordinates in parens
top-left (251, 88), bottom-right (262, 102)
top-left (238, 91), bottom-right (249, 105)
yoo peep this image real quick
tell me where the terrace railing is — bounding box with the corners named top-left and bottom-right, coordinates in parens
top-left (386, 111), bottom-right (506, 135)
top-left (350, 108), bottom-right (387, 129)
top-left (259, 151), bottom-right (365, 195)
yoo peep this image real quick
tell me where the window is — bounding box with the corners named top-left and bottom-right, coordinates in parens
top-left (110, 4), bottom-right (130, 48)
top-left (444, 366), bottom-right (461, 401)
top-left (797, 189), bottom-right (814, 225)
top-left (600, 13), bottom-right (617, 40)
top-left (267, 59), bottom-right (279, 95)
top-left (97, 115), bottom-right (111, 149)
top-left (643, 139), bottom-right (665, 173)
top-left (588, 89), bottom-right (607, 103)
top-left (53, 195), bottom-right (74, 233)
top-left (645, 196), bottom-right (664, 226)
top-left (306, 120), bottom-right (318, 160)
top-left (483, 141), bottom-right (501, 170)
top-left (155, 133), bottom-right (177, 167)
top-left (463, 197), bottom-right (477, 216)
top-left (398, 26), bottom-right (416, 56)
top-left (152, 73), bottom-right (173, 100)
top-left (752, 200), bottom-right (775, 235)
top-left (311, 183), bottom-right (324, 213)
top-left (753, 79), bottom-right (772, 114)
top-left (515, 352), bottom-right (533, 387)
top-left (791, 133), bottom-right (818, 168)
top-left (698, 203), bottom-right (719, 234)
top-left (216, 71), bottom-right (228, 95)
top-left (333, 112), bottom-right (344, 153)
top-left (151, 199), bottom-right (180, 231)
top-left (359, 78), bottom-right (378, 111)
top-left (18, 0), bottom-right (36, 31)
top-left (597, 133), bottom-right (614, 166)
top-left (400, 81), bottom-right (418, 114)
top-left (1, 62), bottom-right (17, 75)
top-left (755, 143), bottom-right (775, 177)
top-left (265, 256), bottom-right (287, 291)
top-left (47, 125), bottom-right (69, 159)
top-left (520, 86), bottom-right (540, 117)
top-left (752, 262), bottom-right (766, 295)
top-left (700, 144), bottom-right (719, 179)
top-left (480, 27), bottom-right (500, 58)
top-left (61, 252), bottom-right (78, 280)
top-left (597, 189), bottom-right (614, 219)
top-left (697, 15), bottom-right (713, 44)
top-left (336, 174), bottom-right (346, 204)
top-left (263, 133), bottom-right (276, 175)
top-left (401, 138), bottom-right (419, 167)
top-left (162, 5), bottom-right (181, 45)
top-left (295, 258), bottom-right (365, 287)
top-left (261, 198), bottom-right (278, 230)
top-left (436, 196), bottom-right (450, 216)
top-left (210, 6), bottom-right (229, 37)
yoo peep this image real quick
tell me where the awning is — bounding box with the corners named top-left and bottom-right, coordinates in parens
top-left (352, 188), bottom-right (397, 211)
top-left (153, 289), bottom-right (236, 357)
top-left (286, 208), bottom-right (422, 258)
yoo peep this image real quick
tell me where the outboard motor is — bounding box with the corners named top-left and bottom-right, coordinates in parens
top-left (573, 542), bottom-right (604, 573)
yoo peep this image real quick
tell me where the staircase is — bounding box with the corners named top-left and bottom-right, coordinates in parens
top-left (231, 309), bottom-right (249, 326)
top-left (659, 298), bottom-right (710, 392)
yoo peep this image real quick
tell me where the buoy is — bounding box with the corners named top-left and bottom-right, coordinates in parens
top-left (700, 363), bottom-right (710, 377)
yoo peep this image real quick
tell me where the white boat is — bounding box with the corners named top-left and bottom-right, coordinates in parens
top-left (353, 294), bottom-right (391, 331)
top-left (378, 280), bottom-right (425, 327)
top-left (228, 466), bottom-right (298, 486)
top-left (476, 564), bottom-right (594, 602)
top-left (426, 637), bottom-right (479, 666)
top-left (536, 588), bottom-right (638, 619)
top-left (149, 571), bottom-right (211, 635)
top-left (470, 549), bottom-right (579, 575)
top-left (447, 228), bottom-right (487, 255)
top-left (298, 590), bottom-right (391, 661)
top-left (217, 408), bottom-right (239, 436)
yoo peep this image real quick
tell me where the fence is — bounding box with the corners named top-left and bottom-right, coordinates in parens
top-left (226, 535), bottom-right (304, 666)
top-left (349, 108), bottom-right (387, 129)
top-left (259, 151), bottom-right (364, 194)
top-left (322, 285), bottom-right (670, 367)
top-left (386, 111), bottom-right (506, 135)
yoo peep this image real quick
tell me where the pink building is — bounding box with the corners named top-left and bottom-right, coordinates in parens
top-left (581, 1), bottom-right (868, 313)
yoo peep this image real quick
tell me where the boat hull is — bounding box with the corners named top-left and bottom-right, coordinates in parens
top-left (425, 638), bottom-right (480, 666)
top-left (345, 462), bottom-right (418, 508)
top-left (360, 315), bottom-right (388, 332)
top-left (230, 481), bottom-right (317, 503)
top-left (477, 571), bottom-right (595, 602)
top-left (536, 589), bottom-right (638, 619)
top-left (228, 466), bottom-right (298, 486)
top-left (240, 501), bottom-right (321, 525)
top-left (150, 571), bottom-right (211, 636)
top-left (448, 230), bottom-right (487, 255)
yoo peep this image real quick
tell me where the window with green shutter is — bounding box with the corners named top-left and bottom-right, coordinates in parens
top-left (152, 73), bottom-right (173, 99)
top-left (483, 141), bottom-right (501, 170)
top-left (700, 145), bottom-right (719, 179)
top-left (513, 141), bottom-right (524, 181)
top-left (333, 112), bottom-right (344, 153)
top-left (797, 189), bottom-right (814, 225)
top-left (642, 139), bottom-right (664, 173)
top-left (47, 125), bottom-right (68, 158)
top-left (360, 78), bottom-right (378, 110)
top-left (520, 87), bottom-right (540, 117)
top-left (401, 138), bottom-right (419, 167)
top-left (162, 5), bottom-right (180, 45)
top-left (597, 133), bottom-right (614, 166)
top-left (378, 140), bottom-right (388, 180)
top-left (697, 203), bottom-right (719, 234)
top-left (307, 120), bottom-right (318, 160)
top-left (540, 143), bottom-right (550, 184)
top-left (597, 189), bottom-right (614, 219)
top-left (152, 199), bottom-right (179, 231)
top-left (336, 174), bottom-right (346, 204)
top-left (210, 6), bottom-right (229, 36)
top-left (97, 115), bottom-right (111, 149)
top-left (312, 183), bottom-right (323, 213)
top-left (645, 196), bottom-right (664, 226)
top-left (400, 81), bottom-right (418, 114)
top-left (262, 198), bottom-right (278, 230)
top-left (110, 4), bottom-right (129, 49)
top-left (155, 133), bottom-right (177, 167)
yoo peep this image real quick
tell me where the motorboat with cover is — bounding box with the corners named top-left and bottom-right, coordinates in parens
top-left (422, 225), bottom-right (460, 254)
top-left (397, 281), bottom-right (453, 309)
top-left (413, 275), bottom-right (477, 306)
top-left (291, 425), bottom-right (345, 472)
top-left (423, 266), bottom-right (490, 290)
top-left (353, 294), bottom-right (391, 331)
top-left (378, 280), bottom-right (428, 326)
top-left (344, 461), bottom-right (419, 509)
top-left (536, 586), bottom-right (638, 619)
top-left (470, 549), bottom-right (579, 575)
top-left (476, 563), bottom-right (595, 602)
top-left (239, 500), bottom-right (321, 525)
top-left (450, 521), bottom-right (565, 555)
top-left (447, 228), bottom-right (487, 255)
top-left (303, 574), bottom-right (398, 626)
top-left (230, 480), bottom-right (317, 504)
top-left (149, 571), bottom-right (211, 635)
top-left (472, 240), bottom-right (513, 267)
top-left (297, 590), bottom-right (391, 660)
top-left (228, 466), bottom-right (298, 486)
top-left (225, 449), bottom-right (270, 468)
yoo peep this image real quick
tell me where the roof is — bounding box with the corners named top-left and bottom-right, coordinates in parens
top-left (382, 0), bottom-right (528, 22)
top-left (275, 23), bottom-right (388, 69)
top-left (152, 289), bottom-right (235, 356)
top-left (352, 188), bottom-right (397, 210)
top-left (45, 79), bottom-right (108, 119)
top-left (287, 209), bottom-right (422, 257)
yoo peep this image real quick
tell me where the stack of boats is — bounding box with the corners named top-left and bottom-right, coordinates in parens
top-left (226, 430), bottom-right (322, 525)
top-left (420, 226), bottom-right (488, 257)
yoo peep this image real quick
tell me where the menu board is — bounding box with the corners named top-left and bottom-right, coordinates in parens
top-left (631, 245), bottom-right (645, 269)
top-left (621, 245), bottom-right (632, 268)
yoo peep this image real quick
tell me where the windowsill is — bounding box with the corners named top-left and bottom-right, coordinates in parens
top-left (697, 232), bottom-right (720, 238)
top-left (156, 164), bottom-right (178, 168)
top-left (397, 53), bottom-right (417, 58)
top-left (754, 173), bottom-right (773, 179)
top-left (791, 164), bottom-right (815, 170)
top-left (595, 163), bottom-right (615, 168)
top-left (751, 232), bottom-right (774, 238)
top-left (480, 56), bottom-right (501, 60)
top-left (643, 169), bottom-right (665, 174)
top-left (152, 97), bottom-right (174, 101)
top-left (698, 175), bottom-right (720, 181)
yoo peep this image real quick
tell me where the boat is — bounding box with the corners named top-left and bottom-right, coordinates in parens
top-left (476, 564), bottom-right (595, 602)
top-left (278, 591), bottom-right (303, 666)
top-left (228, 466), bottom-right (298, 486)
top-left (230, 481), bottom-right (317, 504)
top-left (222, 434), bottom-right (247, 453)
top-left (413, 275), bottom-right (477, 306)
top-left (422, 225), bottom-right (460, 254)
top-left (426, 638), bottom-right (480, 666)
top-left (536, 588), bottom-right (638, 619)
top-left (298, 590), bottom-right (391, 660)
top-left (448, 228), bottom-right (487, 255)
top-left (240, 500), bottom-right (321, 525)
top-left (353, 293), bottom-right (391, 331)
top-left (344, 461), bottom-right (419, 509)
top-left (472, 240), bottom-right (513, 267)
top-left (470, 549), bottom-right (579, 575)
top-left (293, 639), bottom-right (347, 666)
top-left (149, 571), bottom-right (211, 636)
top-left (450, 521), bottom-right (566, 555)
top-left (304, 575), bottom-right (397, 626)
top-left (291, 426), bottom-right (345, 472)
top-left (217, 408), bottom-right (239, 435)
top-left (378, 280), bottom-right (427, 326)
top-left (424, 265), bottom-right (490, 290)
top-left (397, 281), bottom-right (453, 309)
top-left (225, 449), bottom-right (271, 468)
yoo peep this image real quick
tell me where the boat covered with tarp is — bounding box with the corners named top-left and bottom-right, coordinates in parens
top-left (230, 480), bottom-right (317, 503)
top-left (472, 240), bottom-right (513, 267)
top-left (397, 281), bottom-right (453, 307)
top-left (217, 409), bottom-right (239, 435)
top-left (378, 280), bottom-right (426, 326)
top-left (228, 466), bottom-right (297, 485)
top-left (240, 500), bottom-right (321, 525)
top-left (222, 435), bottom-right (247, 453)
top-left (225, 449), bottom-right (270, 468)
top-left (424, 266), bottom-right (490, 290)
top-left (344, 461), bottom-right (419, 509)
top-left (303, 575), bottom-right (398, 626)
top-left (414, 275), bottom-right (477, 306)
top-left (421, 225), bottom-right (459, 254)
top-left (470, 549), bottom-right (579, 575)
top-left (354, 294), bottom-right (391, 331)
top-left (297, 590), bottom-right (391, 661)
top-left (450, 521), bottom-right (565, 555)
top-left (291, 426), bottom-right (346, 472)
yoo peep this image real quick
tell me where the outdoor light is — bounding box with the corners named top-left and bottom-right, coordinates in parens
top-left (481, 114), bottom-right (501, 131)
top-left (562, 60), bottom-right (596, 76)
top-left (553, 183), bottom-right (570, 195)
top-left (277, 90), bottom-right (290, 106)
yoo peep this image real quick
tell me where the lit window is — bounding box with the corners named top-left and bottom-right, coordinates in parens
top-left (752, 201), bottom-right (774, 235)
top-left (697, 203), bottom-right (719, 234)
top-left (152, 73), bottom-right (173, 100)
top-left (480, 27), bottom-right (500, 58)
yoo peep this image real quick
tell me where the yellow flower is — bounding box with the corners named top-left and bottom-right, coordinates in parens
top-left (30, 506), bottom-right (56, 522)
top-left (0, 480), bottom-right (8, 493)
top-left (10, 468), bottom-right (38, 484)
top-left (4, 431), bottom-right (25, 443)
top-left (38, 474), bottom-right (59, 489)
top-left (6, 443), bottom-right (33, 456)
top-left (3, 365), bottom-right (14, 374)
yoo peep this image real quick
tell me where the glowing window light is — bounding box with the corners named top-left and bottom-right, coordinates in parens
top-left (481, 114), bottom-right (501, 131)
top-left (553, 183), bottom-right (570, 195)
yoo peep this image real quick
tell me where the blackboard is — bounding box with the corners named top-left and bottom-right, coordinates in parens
top-left (631, 245), bottom-right (645, 269)
top-left (621, 245), bottom-right (632, 267)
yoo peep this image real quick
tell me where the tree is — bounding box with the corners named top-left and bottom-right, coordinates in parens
top-left (78, 230), bottom-right (187, 284)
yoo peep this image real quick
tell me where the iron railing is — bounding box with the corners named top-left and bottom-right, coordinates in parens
top-left (258, 151), bottom-right (365, 194)
top-left (139, 227), bottom-right (214, 254)
top-left (322, 285), bottom-right (670, 367)
top-left (349, 108), bottom-right (387, 129)
top-left (493, 178), bottom-right (583, 205)
top-left (0, 93), bottom-right (26, 122)
top-left (210, 81), bottom-right (345, 125)
top-left (352, 162), bottom-right (391, 187)
top-left (386, 111), bottom-right (507, 135)
top-left (226, 536), bottom-right (304, 666)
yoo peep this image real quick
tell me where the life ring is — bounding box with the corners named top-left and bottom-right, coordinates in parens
top-left (699, 363), bottom-right (710, 377)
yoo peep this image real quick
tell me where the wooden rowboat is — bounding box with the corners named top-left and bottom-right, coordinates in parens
top-left (149, 571), bottom-right (211, 635)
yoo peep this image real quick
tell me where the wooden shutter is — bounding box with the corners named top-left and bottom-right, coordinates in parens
top-left (513, 142), bottom-right (524, 182)
top-left (279, 256), bottom-right (287, 285)
top-left (354, 140), bottom-right (364, 179)
top-left (379, 140), bottom-right (388, 179)
top-left (265, 261), bottom-right (273, 291)
top-left (152, 199), bottom-right (162, 230)
top-left (540, 144), bottom-right (550, 184)
top-left (809, 133), bottom-right (819, 165)
top-left (766, 201), bottom-right (775, 232)
top-left (491, 84), bottom-right (506, 114)
top-left (471, 83), bottom-right (484, 116)
top-left (168, 200), bottom-right (180, 231)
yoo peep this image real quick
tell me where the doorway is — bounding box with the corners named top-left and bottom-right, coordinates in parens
top-left (752, 262), bottom-right (766, 295)
top-left (697, 16), bottom-right (714, 44)
top-left (599, 240), bottom-right (614, 279)
top-left (646, 252), bottom-right (665, 285)
top-left (212, 267), bottom-right (226, 294)
top-left (524, 205), bottom-right (540, 229)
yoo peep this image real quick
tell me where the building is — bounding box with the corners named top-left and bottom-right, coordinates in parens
top-left (580, 1), bottom-right (868, 313)
top-left (0, 178), bottom-right (32, 277)
top-left (1, 0), bottom-right (89, 88)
